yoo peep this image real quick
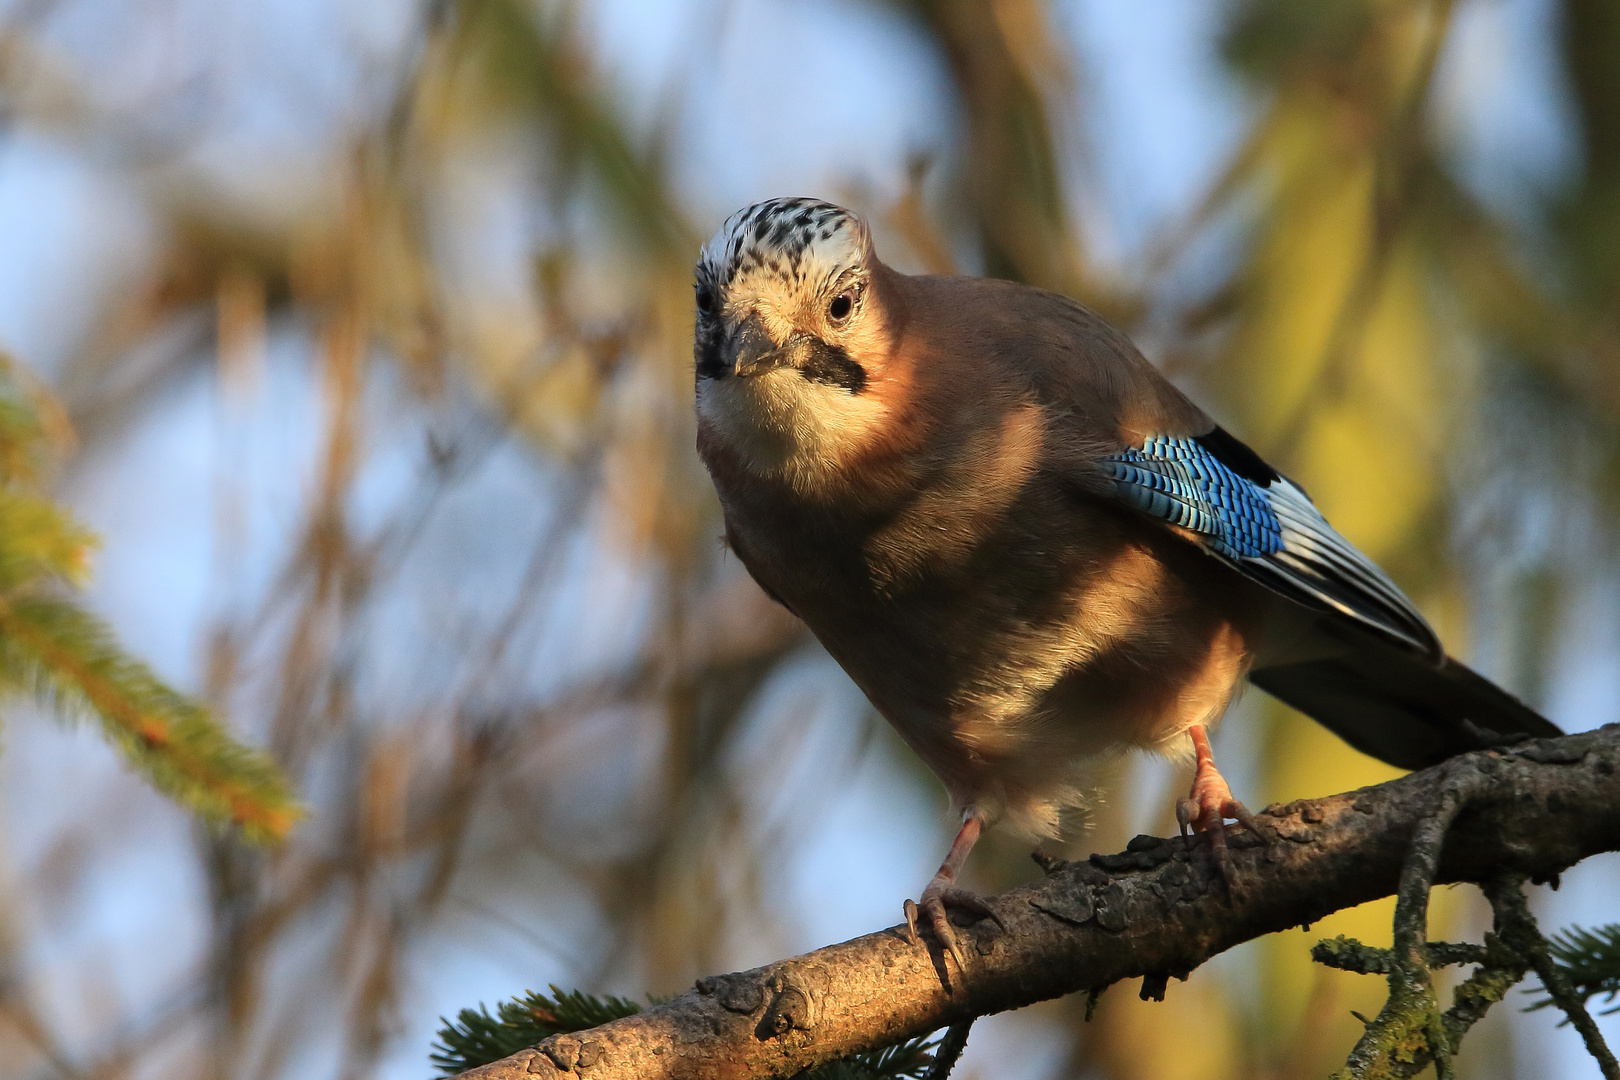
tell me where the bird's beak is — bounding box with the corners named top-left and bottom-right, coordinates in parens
top-left (727, 315), bottom-right (791, 378)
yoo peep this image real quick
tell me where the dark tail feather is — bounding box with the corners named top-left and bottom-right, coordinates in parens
top-left (1249, 640), bottom-right (1563, 771)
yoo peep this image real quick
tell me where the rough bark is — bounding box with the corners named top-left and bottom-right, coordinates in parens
top-left (458, 726), bottom-right (1620, 1080)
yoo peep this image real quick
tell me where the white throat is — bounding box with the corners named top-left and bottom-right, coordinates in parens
top-left (697, 369), bottom-right (889, 492)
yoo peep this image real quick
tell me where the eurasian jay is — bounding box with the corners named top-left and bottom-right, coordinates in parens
top-left (691, 197), bottom-right (1560, 969)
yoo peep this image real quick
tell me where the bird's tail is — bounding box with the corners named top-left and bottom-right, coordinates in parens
top-left (1249, 631), bottom-right (1562, 770)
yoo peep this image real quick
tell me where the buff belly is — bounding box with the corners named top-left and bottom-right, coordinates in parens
top-left (732, 486), bottom-right (1264, 842)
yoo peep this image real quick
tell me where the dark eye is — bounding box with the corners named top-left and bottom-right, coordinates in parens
top-left (828, 291), bottom-right (855, 324)
top-left (695, 287), bottom-right (715, 314)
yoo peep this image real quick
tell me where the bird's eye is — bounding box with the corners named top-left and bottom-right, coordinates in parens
top-left (828, 291), bottom-right (855, 324)
top-left (696, 287), bottom-right (715, 314)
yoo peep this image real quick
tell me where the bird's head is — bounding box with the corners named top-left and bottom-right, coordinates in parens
top-left (693, 198), bottom-right (902, 485)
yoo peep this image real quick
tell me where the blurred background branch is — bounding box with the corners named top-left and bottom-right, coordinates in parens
top-left (0, 0), bottom-right (1614, 1078)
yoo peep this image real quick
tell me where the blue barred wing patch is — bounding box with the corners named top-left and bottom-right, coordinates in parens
top-left (1102, 435), bottom-right (1283, 560)
top-left (1099, 431), bottom-right (1442, 659)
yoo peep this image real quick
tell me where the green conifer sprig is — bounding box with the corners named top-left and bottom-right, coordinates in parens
top-left (429, 985), bottom-right (943, 1078)
top-left (0, 595), bottom-right (299, 840)
top-left (792, 1034), bottom-right (941, 1080)
top-left (0, 350), bottom-right (299, 841)
top-left (430, 986), bottom-right (646, 1073)
top-left (0, 360), bottom-right (57, 484)
top-left (1527, 923), bottom-right (1620, 1016)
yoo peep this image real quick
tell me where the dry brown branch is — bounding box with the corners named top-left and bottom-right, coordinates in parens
top-left (454, 725), bottom-right (1620, 1080)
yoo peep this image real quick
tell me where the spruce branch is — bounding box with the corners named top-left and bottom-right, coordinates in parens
top-left (0, 356), bottom-right (58, 485)
top-left (0, 490), bottom-right (97, 587)
top-left (800, 1032), bottom-right (943, 1080)
top-left (431, 987), bottom-right (646, 1075)
top-left (431, 987), bottom-right (946, 1079)
top-left (1529, 923), bottom-right (1620, 1016)
top-left (437, 727), bottom-right (1620, 1080)
top-left (1492, 880), bottom-right (1620, 1079)
top-left (0, 349), bottom-right (299, 841)
top-left (0, 595), bottom-right (299, 840)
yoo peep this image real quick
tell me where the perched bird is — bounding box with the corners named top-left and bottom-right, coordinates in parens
top-left (691, 197), bottom-right (1561, 968)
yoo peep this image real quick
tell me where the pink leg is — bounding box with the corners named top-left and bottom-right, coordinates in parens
top-left (1175, 723), bottom-right (1259, 868)
top-left (904, 812), bottom-right (1004, 972)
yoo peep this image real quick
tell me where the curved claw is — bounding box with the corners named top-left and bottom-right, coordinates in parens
top-left (905, 886), bottom-right (1002, 972)
top-left (1179, 795), bottom-right (1260, 841)
top-left (1176, 797), bottom-right (1198, 838)
top-left (906, 813), bottom-right (996, 975)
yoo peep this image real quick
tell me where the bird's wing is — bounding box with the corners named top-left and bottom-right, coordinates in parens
top-left (1100, 426), bottom-right (1443, 660)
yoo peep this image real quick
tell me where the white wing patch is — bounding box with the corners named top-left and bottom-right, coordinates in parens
top-left (1247, 479), bottom-right (1442, 659)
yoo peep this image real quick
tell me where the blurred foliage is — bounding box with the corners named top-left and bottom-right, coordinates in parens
top-left (0, 351), bottom-right (296, 840)
top-left (0, 0), bottom-right (1613, 1079)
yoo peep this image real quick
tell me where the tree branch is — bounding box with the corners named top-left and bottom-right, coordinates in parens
top-left (456, 726), bottom-right (1620, 1080)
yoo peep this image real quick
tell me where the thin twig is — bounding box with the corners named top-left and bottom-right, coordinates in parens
top-left (1337, 764), bottom-right (1488, 1079)
top-left (1491, 877), bottom-right (1620, 1080)
top-left (922, 1021), bottom-right (973, 1080)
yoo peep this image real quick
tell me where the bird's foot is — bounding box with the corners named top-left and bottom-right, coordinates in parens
top-left (1176, 724), bottom-right (1262, 881)
top-left (1175, 768), bottom-right (1254, 838)
top-left (904, 880), bottom-right (1004, 973)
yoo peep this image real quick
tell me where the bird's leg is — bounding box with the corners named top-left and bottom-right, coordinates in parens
top-left (1176, 723), bottom-right (1259, 867)
top-left (904, 812), bottom-right (1004, 972)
